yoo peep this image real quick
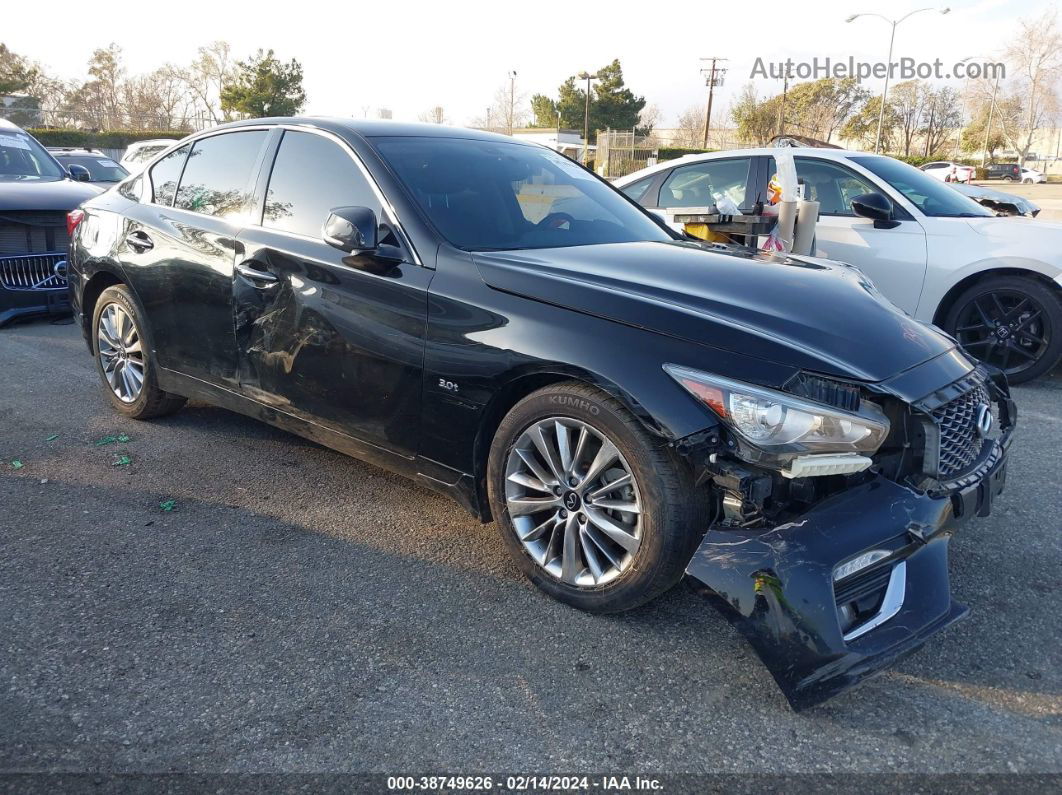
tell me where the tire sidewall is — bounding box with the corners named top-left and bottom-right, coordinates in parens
top-left (487, 385), bottom-right (689, 613)
top-left (91, 285), bottom-right (158, 416)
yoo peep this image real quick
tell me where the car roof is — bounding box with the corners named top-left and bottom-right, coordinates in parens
top-left (614, 146), bottom-right (873, 184)
top-left (48, 148), bottom-right (104, 155)
top-left (125, 139), bottom-right (179, 148)
top-left (209, 116), bottom-right (524, 144)
top-left (0, 118), bottom-right (22, 131)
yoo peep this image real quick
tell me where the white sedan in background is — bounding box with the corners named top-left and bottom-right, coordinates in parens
top-left (921, 161), bottom-right (975, 183)
top-left (118, 138), bottom-right (179, 175)
top-left (1021, 167), bottom-right (1047, 184)
top-left (616, 147), bottom-right (1062, 382)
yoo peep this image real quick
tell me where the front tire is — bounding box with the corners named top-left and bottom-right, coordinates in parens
top-left (943, 274), bottom-right (1062, 384)
top-left (92, 285), bottom-right (186, 419)
top-left (487, 382), bottom-right (703, 613)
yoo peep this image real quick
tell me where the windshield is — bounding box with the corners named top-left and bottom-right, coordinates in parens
top-left (127, 145), bottom-right (168, 164)
top-left (55, 155), bottom-right (128, 182)
top-left (0, 130), bottom-right (65, 181)
top-left (851, 155), bottom-right (993, 218)
top-left (374, 137), bottom-right (671, 251)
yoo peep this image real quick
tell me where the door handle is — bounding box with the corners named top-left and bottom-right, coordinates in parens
top-left (235, 261), bottom-right (278, 284)
top-left (125, 231), bottom-right (154, 252)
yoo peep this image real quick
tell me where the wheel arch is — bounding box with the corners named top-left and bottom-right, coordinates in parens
top-left (932, 266), bottom-right (1062, 328)
top-left (80, 268), bottom-right (126, 351)
top-left (470, 364), bottom-right (673, 522)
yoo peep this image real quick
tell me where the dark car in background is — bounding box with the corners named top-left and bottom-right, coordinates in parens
top-left (68, 119), bottom-right (1013, 708)
top-left (985, 163), bottom-right (1022, 181)
top-left (48, 148), bottom-right (129, 187)
top-left (0, 119), bottom-right (100, 326)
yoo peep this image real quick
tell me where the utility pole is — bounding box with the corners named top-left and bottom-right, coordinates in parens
top-left (777, 62), bottom-right (791, 136)
top-left (578, 71), bottom-right (601, 165)
top-left (508, 70), bottom-right (517, 135)
top-left (699, 57), bottom-right (728, 149)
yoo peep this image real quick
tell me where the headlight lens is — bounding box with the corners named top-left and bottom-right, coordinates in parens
top-left (664, 364), bottom-right (889, 465)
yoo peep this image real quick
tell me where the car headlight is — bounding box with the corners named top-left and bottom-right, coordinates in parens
top-left (664, 364), bottom-right (889, 468)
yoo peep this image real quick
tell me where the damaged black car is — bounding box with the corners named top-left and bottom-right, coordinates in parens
top-left (67, 119), bottom-right (1014, 709)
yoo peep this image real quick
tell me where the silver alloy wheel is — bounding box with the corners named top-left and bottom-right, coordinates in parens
top-left (97, 303), bottom-right (145, 403)
top-left (504, 417), bottom-right (642, 587)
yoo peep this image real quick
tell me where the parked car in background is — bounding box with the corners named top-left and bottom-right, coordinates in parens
top-left (0, 119), bottom-right (100, 325)
top-left (617, 148), bottom-right (1062, 382)
top-left (921, 161), bottom-right (975, 183)
top-left (68, 118), bottom-right (1014, 708)
top-left (118, 139), bottom-right (179, 174)
top-left (48, 148), bottom-right (129, 187)
top-left (985, 163), bottom-right (1022, 181)
top-left (950, 182), bottom-right (1040, 217)
top-left (1020, 167), bottom-right (1046, 184)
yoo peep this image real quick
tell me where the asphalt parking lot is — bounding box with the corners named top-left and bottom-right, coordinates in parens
top-left (1, 320), bottom-right (1060, 776)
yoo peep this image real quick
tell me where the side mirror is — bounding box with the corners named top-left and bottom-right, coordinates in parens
top-left (323, 206), bottom-right (403, 274)
top-left (68, 164), bottom-right (91, 182)
top-left (851, 192), bottom-right (900, 229)
top-left (323, 206), bottom-right (378, 253)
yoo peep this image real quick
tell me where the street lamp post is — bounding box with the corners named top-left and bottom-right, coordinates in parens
top-left (981, 70), bottom-right (1002, 168)
top-left (578, 71), bottom-right (600, 165)
top-left (847, 7), bottom-right (950, 153)
top-left (508, 70), bottom-right (517, 136)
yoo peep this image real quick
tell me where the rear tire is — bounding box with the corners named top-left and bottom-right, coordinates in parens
top-left (92, 285), bottom-right (186, 419)
top-left (487, 381), bottom-right (704, 613)
top-left (943, 274), bottom-right (1062, 384)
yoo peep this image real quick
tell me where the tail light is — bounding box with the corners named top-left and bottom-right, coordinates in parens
top-left (67, 209), bottom-right (85, 238)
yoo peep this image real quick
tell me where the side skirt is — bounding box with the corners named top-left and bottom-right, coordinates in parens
top-left (156, 367), bottom-right (483, 518)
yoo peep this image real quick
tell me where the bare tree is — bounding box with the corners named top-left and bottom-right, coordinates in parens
top-left (998, 10), bottom-right (1062, 163)
top-left (178, 41), bottom-right (235, 126)
top-left (418, 105), bottom-right (447, 124)
top-left (472, 83), bottom-right (527, 134)
top-left (675, 104), bottom-right (707, 147)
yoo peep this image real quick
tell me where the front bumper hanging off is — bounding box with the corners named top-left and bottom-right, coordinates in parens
top-left (685, 451), bottom-right (1008, 710)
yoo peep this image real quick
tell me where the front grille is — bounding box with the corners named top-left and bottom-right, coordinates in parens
top-left (0, 211), bottom-right (70, 255)
top-left (932, 381), bottom-right (991, 478)
top-left (0, 253), bottom-right (67, 290)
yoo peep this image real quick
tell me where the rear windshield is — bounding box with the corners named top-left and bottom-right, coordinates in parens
top-left (851, 156), bottom-right (993, 218)
top-left (0, 130), bottom-right (65, 181)
top-left (55, 154), bottom-right (128, 182)
top-left (374, 137), bottom-right (671, 251)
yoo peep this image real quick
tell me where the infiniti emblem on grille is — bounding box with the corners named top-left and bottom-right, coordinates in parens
top-left (975, 404), bottom-right (993, 437)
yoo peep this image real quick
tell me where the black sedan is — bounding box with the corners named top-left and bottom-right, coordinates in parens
top-left (67, 119), bottom-right (1014, 708)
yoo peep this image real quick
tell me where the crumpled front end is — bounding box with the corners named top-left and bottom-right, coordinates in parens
top-left (681, 360), bottom-right (1014, 709)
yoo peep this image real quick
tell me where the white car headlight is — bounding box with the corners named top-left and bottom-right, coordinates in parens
top-left (664, 365), bottom-right (890, 467)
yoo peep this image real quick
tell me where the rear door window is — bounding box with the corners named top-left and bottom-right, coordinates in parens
top-left (174, 131), bottom-right (269, 221)
top-left (658, 158), bottom-right (752, 210)
top-left (148, 144), bottom-right (190, 206)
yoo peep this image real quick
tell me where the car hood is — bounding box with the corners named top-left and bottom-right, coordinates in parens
top-left (966, 216), bottom-right (1062, 237)
top-left (0, 178), bottom-right (102, 211)
top-left (472, 240), bottom-right (955, 382)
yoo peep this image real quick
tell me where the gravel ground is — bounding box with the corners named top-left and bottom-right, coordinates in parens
top-left (1, 320), bottom-right (1060, 775)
